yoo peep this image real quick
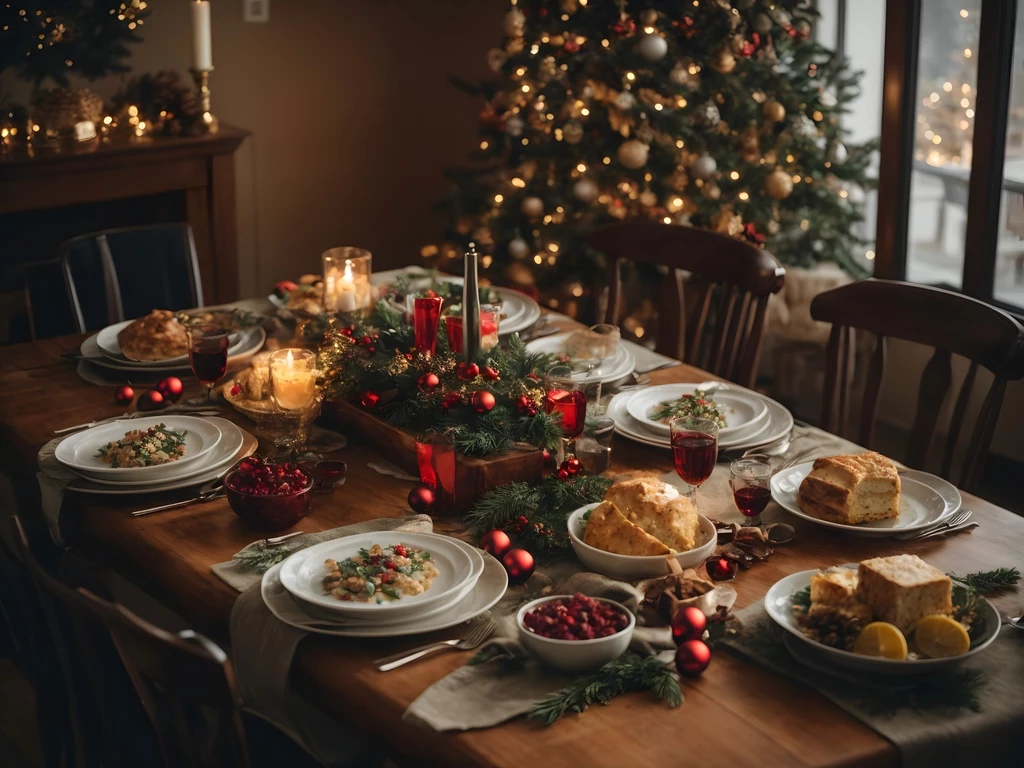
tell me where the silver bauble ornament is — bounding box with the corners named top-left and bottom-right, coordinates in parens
top-left (693, 101), bottom-right (721, 129)
top-left (507, 237), bottom-right (530, 259)
top-left (573, 178), bottom-right (599, 202)
top-left (792, 114), bottom-right (817, 139)
top-left (617, 139), bottom-right (650, 169)
top-left (828, 142), bottom-right (848, 164)
top-left (503, 9), bottom-right (525, 37)
top-left (670, 64), bottom-right (692, 87)
top-left (812, 239), bottom-right (825, 253)
top-left (752, 13), bottom-right (773, 35)
top-left (691, 153), bottom-right (718, 180)
top-left (563, 119), bottom-right (584, 144)
top-left (505, 115), bottom-right (525, 137)
top-left (520, 196), bottom-right (544, 218)
top-left (638, 33), bottom-right (668, 62)
top-left (614, 91), bottom-right (636, 110)
top-left (487, 49), bottom-right (508, 73)
top-left (846, 184), bottom-right (866, 204)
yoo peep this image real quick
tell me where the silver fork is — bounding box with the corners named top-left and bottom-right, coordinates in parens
top-left (895, 509), bottom-right (972, 541)
top-left (373, 617), bottom-right (497, 671)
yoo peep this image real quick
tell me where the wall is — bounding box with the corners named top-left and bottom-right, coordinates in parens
top-left (1, 0), bottom-right (502, 298)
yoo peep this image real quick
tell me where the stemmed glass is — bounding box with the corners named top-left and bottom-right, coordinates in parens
top-left (544, 365), bottom-right (587, 465)
top-left (186, 324), bottom-right (230, 402)
top-left (729, 455), bottom-right (773, 526)
top-left (669, 416), bottom-right (720, 508)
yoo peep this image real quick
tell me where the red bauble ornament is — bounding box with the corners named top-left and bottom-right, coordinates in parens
top-left (441, 392), bottom-right (462, 410)
top-left (502, 548), bottom-right (535, 584)
top-left (556, 468), bottom-right (570, 480)
top-left (675, 639), bottom-right (712, 678)
top-left (156, 376), bottom-right (184, 403)
top-left (360, 390), bottom-right (380, 408)
top-left (113, 384), bottom-right (135, 405)
top-left (273, 280), bottom-right (298, 298)
top-left (564, 40), bottom-right (579, 53)
top-left (137, 389), bottom-right (166, 412)
top-left (706, 556), bottom-right (738, 582)
top-left (418, 372), bottom-right (440, 391)
top-left (457, 362), bottom-right (480, 381)
top-left (359, 335), bottom-right (373, 347)
top-left (479, 529), bottom-right (512, 560)
top-left (671, 606), bottom-right (708, 645)
top-left (472, 391), bottom-right (496, 413)
top-left (407, 484), bottom-right (435, 513)
top-left (482, 365), bottom-right (500, 381)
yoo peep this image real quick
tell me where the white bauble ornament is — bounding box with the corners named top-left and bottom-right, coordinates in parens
top-left (508, 237), bottom-right (530, 259)
top-left (573, 178), bottom-right (599, 202)
top-left (563, 119), bottom-right (584, 144)
top-left (775, 9), bottom-right (792, 27)
top-left (638, 33), bottom-right (668, 62)
top-left (792, 114), bottom-right (817, 139)
top-left (693, 101), bottom-right (721, 128)
top-left (846, 184), bottom-right (866, 204)
top-left (752, 13), bottom-right (773, 35)
top-left (670, 64), bottom-right (691, 86)
top-left (691, 153), bottom-right (718, 180)
top-left (503, 9), bottom-right (525, 37)
top-left (487, 48), bottom-right (508, 73)
top-left (580, 84), bottom-right (595, 99)
top-left (828, 141), bottom-right (848, 164)
top-left (639, 188), bottom-right (658, 207)
top-left (614, 90), bottom-right (636, 110)
top-left (812, 239), bottom-right (825, 253)
top-left (521, 196), bottom-right (544, 218)
top-left (617, 139), bottom-right (649, 169)
top-left (820, 90), bottom-right (838, 108)
top-left (504, 115), bottom-right (525, 137)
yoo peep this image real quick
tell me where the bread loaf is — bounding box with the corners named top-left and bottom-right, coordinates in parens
top-left (605, 478), bottom-right (700, 553)
top-left (810, 568), bottom-right (860, 606)
top-left (797, 452), bottom-right (900, 525)
top-left (855, 554), bottom-right (953, 632)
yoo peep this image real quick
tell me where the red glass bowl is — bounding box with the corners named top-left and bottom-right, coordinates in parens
top-left (224, 464), bottom-right (314, 532)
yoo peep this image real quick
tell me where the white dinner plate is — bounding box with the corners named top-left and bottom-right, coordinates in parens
top-left (764, 567), bottom-right (1001, 675)
top-left (96, 319), bottom-right (245, 367)
top-left (262, 549), bottom-right (508, 638)
top-left (55, 416), bottom-right (222, 480)
top-left (72, 418), bottom-right (245, 487)
top-left (625, 384), bottom-right (769, 438)
top-left (525, 331), bottom-right (637, 385)
top-left (278, 532), bottom-right (475, 620)
top-left (66, 419), bottom-right (256, 495)
top-left (770, 462), bottom-right (959, 536)
top-left (79, 326), bottom-right (266, 374)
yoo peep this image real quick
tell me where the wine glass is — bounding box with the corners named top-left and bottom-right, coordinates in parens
top-left (186, 324), bottom-right (230, 402)
top-left (544, 365), bottom-right (587, 465)
top-left (669, 416), bottom-right (720, 508)
top-left (729, 455), bottom-right (773, 526)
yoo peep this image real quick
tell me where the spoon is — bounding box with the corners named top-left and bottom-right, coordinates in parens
top-left (1005, 615), bottom-right (1024, 631)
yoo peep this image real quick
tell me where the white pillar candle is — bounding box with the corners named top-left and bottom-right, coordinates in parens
top-left (271, 350), bottom-right (317, 411)
top-left (191, 1), bottom-right (214, 71)
top-left (335, 260), bottom-right (358, 312)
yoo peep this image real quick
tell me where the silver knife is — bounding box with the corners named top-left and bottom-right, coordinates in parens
top-left (913, 521), bottom-right (979, 541)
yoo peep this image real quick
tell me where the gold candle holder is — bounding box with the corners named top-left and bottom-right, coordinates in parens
top-left (190, 67), bottom-right (219, 134)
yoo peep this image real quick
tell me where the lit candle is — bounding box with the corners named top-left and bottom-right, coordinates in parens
top-left (335, 260), bottom-right (358, 312)
top-left (191, 1), bottom-right (214, 71)
top-left (271, 349), bottom-right (317, 411)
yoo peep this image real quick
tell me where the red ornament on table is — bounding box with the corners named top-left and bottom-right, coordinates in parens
top-left (502, 548), bottom-right (535, 584)
top-left (472, 391), bottom-right (496, 413)
top-left (479, 529), bottom-right (512, 560)
top-left (137, 389), bottom-right (166, 412)
top-left (407, 485), bottom-right (435, 513)
top-left (457, 362), bottom-right (480, 381)
top-left (671, 606), bottom-right (708, 645)
top-left (273, 280), bottom-right (298, 298)
top-left (482, 365), bottom-right (501, 381)
top-left (418, 372), bottom-right (440, 391)
top-left (156, 376), bottom-right (184, 403)
top-left (675, 639), bottom-right (712, 678)
top-left (706, 556), bottom-right (738, 582)
top-left (113, 384), bottom-right (134, 405)
top-left (359, 390), bottom-right (380, 408)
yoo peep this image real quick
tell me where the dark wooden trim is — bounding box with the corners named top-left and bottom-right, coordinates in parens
top-left (835, 0), bottom-right (847, 62)
top-left (962, 0), bottom-right (1017, 299)
top-left (874, 0), bottom-right (922, 280)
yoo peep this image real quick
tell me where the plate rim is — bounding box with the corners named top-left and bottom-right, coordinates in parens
top-left (80, 326), bottom-right (266, 373)
top-left (524, 331), bottom-right (637, 384)
top-left (624, 384), bottom-right (769, 437)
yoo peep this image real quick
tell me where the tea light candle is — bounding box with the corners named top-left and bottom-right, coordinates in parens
top-left (270, 349), bottom-right (317, 411)
top-left (191, 1), bottom-right (213, 71)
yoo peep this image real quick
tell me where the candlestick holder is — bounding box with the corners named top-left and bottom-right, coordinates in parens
top-left (189, 67), bottom-right (219, 134)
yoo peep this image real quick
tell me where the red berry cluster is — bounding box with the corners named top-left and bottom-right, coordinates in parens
top-left (441, 392), bottom-right (462, 410)
top-left (337, 325), bottom-right (356, 337)
top-left (515, 394), bottom-right (538, 416)
top-left (555, 456), bottom-right (581, 480)
top-left (357, 333), bottom-right (379, 353)
top-left (228, 457), bottom-right (310, 496)
top-left (360, 390), bottom-right (380, 408)
top-left (506, 514), bottom-right (554, 538)
top-left (523, 593), bottom-right (630, 641)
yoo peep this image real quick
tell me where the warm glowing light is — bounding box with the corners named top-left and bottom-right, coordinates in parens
top-left (625, 71), bottom-right (636, 81)
top-left (643, 26), bottom-right (654, 34)
top-left (521, 84), bottom-right (530, 92)
top-left (839, 189), bottom-right (849, 198)
top-left (865, 250), bottom-right (876, 260)
top-left (548, 243), bottom-right (559, 252)
top-left (533, 254), bottom-right (543, 264)
top-left (654, 103), bottom-right (663, 111)
top-left (932, 135), bottom-right (942, 144)
top-left (966, 108), bottom-right (975, 118)
top-left (925, 130), bottom-right (934, 139)
top-left (960, 8), bottom-right (968, 17)
top-left (580, 108), bottom-right (590, 116)
top-left (961, 98), bottom-right (970, 108)
top-left (521, 138), bottom-right (528, 145)
top-left (676, 139), bottom-right (684, 148)
top-left (482, 255), bottom-right (493, 268)
top-left (494, 194), bottom-right (504, 203)
top-left (962, 83), bottom-right (971, 94)
top-left (729, 171), bottom-right (740, 180)
top-left (792, 174), bottom-right (801, 183)
top-left (929, 92), bottom-right (940, 103)
top-left (103, 116), bottom-right (113, 125)
top-left (577, 163), bottom-right (587, 172)
top-left (644, 173), bottom-right (652, 181)
top-left (800, 219), bottom-right (810, 231)
top-left (964, 48), bottom-right (972, 58)
top-left (635, 326), bottom-right (645, 338)
top-left (516, 67), bottom-right (526, 76)
top-left (959, 119), bottom-right (969, 130)
top-left (530, 44), bottom-right (539, 54)
top-left (786, 154), bottom-right (795, 162)
top-left (603, 156), bottom-right (611, 164)
top-left (128, 105), bottom-right (139, 116)
top-left (943, 82), bottom-right (953, 92)
top-left (512, 178), bottom-right (526, 188)
top-left (601, 38), bottom-right (609, 47)
top-left (480, 140), bottom-right (489, 150)
top-left (676, 97), bottom-right (687, 108)
top-left (663, 216), bottom-right (672, 224)
top-left (812, 110), bottom-right (823, 121)
top-left (738, 191), bottom-right (749, 200)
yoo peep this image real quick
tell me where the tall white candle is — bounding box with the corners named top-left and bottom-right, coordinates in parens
top-left (335, 260), bottom-right (358, 312)
top-left (191, 1), bottom-right (214, 71)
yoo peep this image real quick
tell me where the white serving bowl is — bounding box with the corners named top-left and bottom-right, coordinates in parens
top-left (516, 594), bottom-right (635, 673)
top-left (567, 503), bottom-right (718, 580)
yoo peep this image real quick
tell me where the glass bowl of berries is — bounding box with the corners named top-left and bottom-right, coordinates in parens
top-left (224, 456), bottom-right (314, 531)
top-left (517, 592), bottom-right (635, 673)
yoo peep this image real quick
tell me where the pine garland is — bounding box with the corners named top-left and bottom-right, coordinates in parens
top-left (231, 542), bottom-right (302, 573)
top-left (948, 568), bottom-right (1021, 594)
top-left (528, 653), bottom-right (682, 726)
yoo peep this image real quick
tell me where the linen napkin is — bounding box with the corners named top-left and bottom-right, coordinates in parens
top-left (720, 601), bottom-right (1024, 768)
top-left (403, 561), bottom-right (675, 731)
top-left (225, 515), bottom-right (432, 765)
top-left (622, 340), bottom-right (682, 374)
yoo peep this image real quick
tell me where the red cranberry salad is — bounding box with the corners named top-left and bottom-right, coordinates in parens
top-left (96, 423), bottom-right (187, 468)
top-left (226, 457), bottom-right (310, 495)
top-left (523, 593), bottom-right (631, 641)
top-left (323, 543), bottom-right (439, 603)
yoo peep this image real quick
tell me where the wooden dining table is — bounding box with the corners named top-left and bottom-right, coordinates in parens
top-left (2, 327), bottom-right (1022, 768)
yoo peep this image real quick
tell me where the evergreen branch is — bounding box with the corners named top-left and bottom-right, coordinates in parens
top-left (528, 654), bottom-right (682, 726)
top-left (464, 481), bottom-right (540, 532)
top-left (948, 568), bottom-right (1021, 595)
top-left (231, 543), bottom-right (302, 573)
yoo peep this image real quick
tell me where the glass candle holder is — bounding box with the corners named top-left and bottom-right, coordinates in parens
top-left (414, 296), bottom-right (444, 356)
top-left (415, 433), bottom-right (456, 513)
top-left (566, 323), bottom-right (621, 363)
top-left (270, 349), bottom-right (318, 412)
top-left (445, 304), bottom-right (501, 354)
top-left (544, 364), bottom-right (587, 465)
top-left (321, 247), bottom-right (372, 314)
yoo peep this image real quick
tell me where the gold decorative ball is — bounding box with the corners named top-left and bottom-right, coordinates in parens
top-left (763, 100), bottom-right (786, 122)
top-left (703, 183), bottom-right (721, 200)
top-left (767, 219), bottom-right (781, 235)
top-left (740, 126), bottom-right (760, 152)
top-left (765, 169), bottom-right (794, 200)
top-left (641, 9), bottom-right (658, 25)
top-left (711, 48), bottom-right (736, 74)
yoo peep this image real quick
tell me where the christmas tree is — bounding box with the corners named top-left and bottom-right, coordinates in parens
top-left (429, 0), bottom-right (875, 318)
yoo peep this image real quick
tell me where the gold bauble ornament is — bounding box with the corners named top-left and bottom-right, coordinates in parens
top-left (765, 169), bottom-right (794, 200)
top-left (711, 48), bottom-right (736, 74)
top-left (639, 188), bottom-right (658, 207)
top-left (550, 34), bottom-right (565, 47)
top-left (641, 9), bottom-right (658, 25)
top-left (740, 126), bottom-right (760, 152)
top-left (703, 183), bottom-right (722, 200)
top-left (766, 219), bottom-right (781, 235)
top-left (505, 37), bottom-right (525, 55)
top-left (503, 9), bottom-right (526, 37)
top-left (763, 100), bottom-right (786, 122)
top-left (561, 0), bottom-right (579, 13)
top-left (617, 139), bottom-right (650, 169)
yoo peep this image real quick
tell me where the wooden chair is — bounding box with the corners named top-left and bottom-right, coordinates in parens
top-left (810, 279), bottom-right (1024, 490)
top-left (61, 223), bottom-right (204, 331)
top-left (20, 257), bottom-right (86, 340)
top-left (588, 222), bottom-right (786, 388)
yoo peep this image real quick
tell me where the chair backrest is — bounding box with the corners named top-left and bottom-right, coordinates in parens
top-left (810, 279), bottom-right (1024, 490)
top-left (74, 588), bottom-right (251, 768)
top-left (21, 258), bottom-right (85, 340)
top-left (588, 222), bottom-right (786, 388)
top-left (62, 223), bottom-right (203, 331)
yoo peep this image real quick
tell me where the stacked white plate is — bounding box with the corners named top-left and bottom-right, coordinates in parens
top-left (57, 416), bottom-right (257, 495)
top-left (264, 531), bottom-right (508, 637)
top-left (524, 332), bottom-right (636, 385)
top-left (607, 382), bottom-right (794, 452)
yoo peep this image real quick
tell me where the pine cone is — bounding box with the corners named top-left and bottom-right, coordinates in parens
top-left (797, 603), bottom-right (871, 651)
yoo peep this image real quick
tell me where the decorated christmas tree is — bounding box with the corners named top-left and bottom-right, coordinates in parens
top-left (429, 0), bottom-right (875, 319)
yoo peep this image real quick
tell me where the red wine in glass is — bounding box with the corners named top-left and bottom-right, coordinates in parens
top-left (545, 389), bottom-right (587, 439)
top-left (733, 485), bottom-right (772, 518)
top-left (671, 431), bottom-right (717, 487)
top-left (189, 341), bottom-right (228, 384)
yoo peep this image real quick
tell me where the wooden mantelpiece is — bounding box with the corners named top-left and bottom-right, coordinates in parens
top-left (0, 125), bottom-right (249, 303)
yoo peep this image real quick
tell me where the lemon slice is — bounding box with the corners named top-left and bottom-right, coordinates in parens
top-left (913, 615), bottom-right (971, 658)
top-left (852, 622), bottom-right (908, 659)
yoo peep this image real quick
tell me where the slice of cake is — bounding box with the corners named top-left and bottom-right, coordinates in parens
top-left (855, 554), bottom-right (953, 632)
top-left (797, 452), bottom-right (900, 525)
top-left (810, 567), bottom-right (860, 606)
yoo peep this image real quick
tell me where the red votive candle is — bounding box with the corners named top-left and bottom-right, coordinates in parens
top-left (415, 434), bottom-right (456, 513)
top-left (446, 310), bottom-right (499, 354)
top-left (413, 296), bottom-right (444, 356)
